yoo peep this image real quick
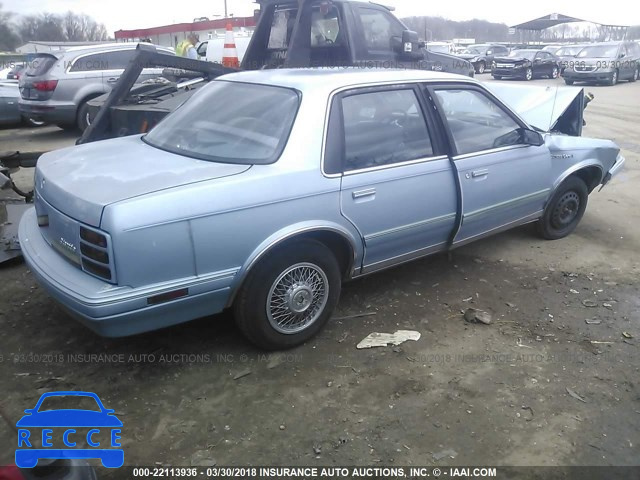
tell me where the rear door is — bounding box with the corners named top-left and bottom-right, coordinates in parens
top-left (429, 85), bottom-right (552, 246)
top-left (328, 85), bottom-right (457, 273)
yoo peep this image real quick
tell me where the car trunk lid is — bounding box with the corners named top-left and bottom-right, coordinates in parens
top-left (35, 135), bottom-right (251, 227)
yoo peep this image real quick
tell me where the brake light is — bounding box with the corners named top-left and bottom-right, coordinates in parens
top-left (33, 80), bottom-right (58, 92)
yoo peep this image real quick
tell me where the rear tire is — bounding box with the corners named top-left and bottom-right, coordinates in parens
top-left (630, 65), bottom-right (639, 82)
top-left (564, 79), bottom-right (574, 85)
top-left (493, 75), bottom-right (502, 80)
top-left (537, 176), bottom-right (588, 240)
top-left (234, 239), bottom-right (341, 350)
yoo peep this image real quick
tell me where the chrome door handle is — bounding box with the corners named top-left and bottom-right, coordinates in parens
top-left (471, 169), bottom-right (489, 178)
top-left (352, 188), bottom-right (376, 199)
top-left (106, 77), bottom-right (120, 83)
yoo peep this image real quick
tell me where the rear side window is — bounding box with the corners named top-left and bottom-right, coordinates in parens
top-left (70, 50), bottom-right (135, 72)
top-left (434, 89), bottom-right (523, 155)
top-left (25, 55), bottom-right (57, 76)
top-left (342, 89), bottom-right (433, 171)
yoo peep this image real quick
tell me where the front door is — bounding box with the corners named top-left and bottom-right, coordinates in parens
top-left (330, 86), bottom-right (458, 273)
top-left (430, 86), bottom-right (552, 245)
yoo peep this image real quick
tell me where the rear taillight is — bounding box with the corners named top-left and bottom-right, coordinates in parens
top-left (33, 80), bottom-right (58, 92)
top-left (79, 226), bottom-right (114, 282)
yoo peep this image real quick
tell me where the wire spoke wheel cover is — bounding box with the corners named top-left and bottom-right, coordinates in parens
top-left (266, 262), bottom-right (329, 334)
top-left (551, 191), bottom-right (580, 229)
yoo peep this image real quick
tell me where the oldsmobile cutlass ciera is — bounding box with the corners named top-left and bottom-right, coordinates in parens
top-left (19, 69), bottom-right (625, 349)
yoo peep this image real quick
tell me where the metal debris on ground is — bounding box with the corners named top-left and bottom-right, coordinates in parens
top-left (232, 369), bottom-right (251, 380)
top-left (356, 330), bottom-right (421, 349)
top-left (585, 319), bottom-right (602, 325)
top-left (622, 332), bottom-right (633, 339)
top-left (464, 308), bottom-right (492, 325)
top-left (333, 312), bottom-right (377, 321)
top-left (432, 449), bottom-right (458, 460)
top-left (566, 387), bottom-right (587, 403)
top-left (582, 299), bottom-right (598, 308)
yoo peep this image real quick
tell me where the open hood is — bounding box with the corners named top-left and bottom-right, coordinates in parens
top-left (486, 83), bottom-right (586, 136)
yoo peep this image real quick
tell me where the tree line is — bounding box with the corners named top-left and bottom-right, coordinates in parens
top-left (401, 16), bottom-right (510, 43)
top-left (0, 3), bottom-right (108, 52)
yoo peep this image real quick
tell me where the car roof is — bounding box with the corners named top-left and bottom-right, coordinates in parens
top-left (219, 68), bottom-right (475, 94)
top-left (61, 42), bottom-right (173, 56)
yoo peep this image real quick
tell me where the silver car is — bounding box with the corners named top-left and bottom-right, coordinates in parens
top-left (19, 69), bottom-right (625, 349)
top-left (18, 43), bottom-right (173, 132)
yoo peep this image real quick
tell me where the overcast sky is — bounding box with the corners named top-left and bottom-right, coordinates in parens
top-left (4, 0), bottom-right (640, 35)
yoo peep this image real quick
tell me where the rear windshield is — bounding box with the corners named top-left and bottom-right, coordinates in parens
top-left (144, 81), bottom-right (300, 164)
top-left (577, 45), bottom-right (619, 58)
top-left (24, 54), bottom-right (57, 76)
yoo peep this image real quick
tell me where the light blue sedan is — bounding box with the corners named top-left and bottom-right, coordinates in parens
top-left (19, 68), bottom-right (624, 349)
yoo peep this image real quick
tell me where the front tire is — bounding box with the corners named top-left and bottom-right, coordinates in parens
top-left (234, 239), bottom-right (341, 350)
top-left (537, 176), bottom-right (588, 240)
top-left (476, 61), bottom-right (486, 74)
top-left (564, 79), bottom-right (574, 85)
top-left (77, 101), bottom-right (92, 132)
top-left (493, 75), bottom-right (502, 80)
top-left (524, 67), bottom-right (533, 81)
top-left (608, 69), bottom-right (618, 86)
top-left (630, 65), bottom-right (639, 82)
top-left (550, 66), bottom-right (559, 79)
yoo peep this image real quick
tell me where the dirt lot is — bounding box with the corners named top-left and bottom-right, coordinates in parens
top-left (1, 77), bottom-right (639, 474)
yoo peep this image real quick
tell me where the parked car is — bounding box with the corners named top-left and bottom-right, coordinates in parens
top-left (562, 41), bottom-right (640, 85)
top-left (19, 68), bottom-right (624, 349)
top-left (6, 64), bottom-right (25, 80)
top-left (457, 43), bottom-right (510, 74)
top-left (0, 81), bottom-right (45, 127)
top-left (492, 49), bottom-right (560, 80)
top-left (555, 44), bottom-right (588, 73)
top-left (425, 42), bottom-right (454, 54)
top-left (542, 45), bottom-right (562, 55)
top-left (18, 43), bottom-right (174, 132)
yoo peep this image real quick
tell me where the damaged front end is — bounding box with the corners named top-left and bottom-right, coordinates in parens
top-left (487, 83), bottom-right (593, 136)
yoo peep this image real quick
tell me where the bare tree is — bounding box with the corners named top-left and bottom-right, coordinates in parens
top-left (0, 2), bottom-right (21, 51)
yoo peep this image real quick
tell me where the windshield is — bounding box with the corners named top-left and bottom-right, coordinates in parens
top-left (144, 81), bottom-right (300, 164)
top-left (556, 46), bottom-right (583, 56)
top-left (464, 47), bottom-right (486, 55)
top-left (508, 50), bottom-right (535, 60)
top-left (37, 395), bottom-right (101, 412)
top-left (577, 44), bottom-right (619, 58)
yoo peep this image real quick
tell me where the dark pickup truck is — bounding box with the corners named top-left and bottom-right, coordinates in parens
top-left (81, 0), bottom-right (474, 144)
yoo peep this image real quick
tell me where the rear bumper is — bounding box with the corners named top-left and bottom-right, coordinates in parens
top-left (19, 100), bottom-right (76, 124)
top-left (19, 208), bottom-right (235, 337)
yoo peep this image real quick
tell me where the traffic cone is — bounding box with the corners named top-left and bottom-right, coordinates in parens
top-left (222, 23), bottom-right (240, 68)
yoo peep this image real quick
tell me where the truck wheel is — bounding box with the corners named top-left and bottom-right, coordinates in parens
top-left (476, 61), bottom-right (485, 74)
top-left (608, 69), bottom-right (618, 86)
top-left (564, 79), bottom-right (574, 85)
top-left (537, 176), bottom-right (588, 240)
top-left (234, 239), bottom-right (341, 350)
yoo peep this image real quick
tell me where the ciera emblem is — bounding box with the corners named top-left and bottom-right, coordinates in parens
top-left (58, 237), bottom-right (77, 253)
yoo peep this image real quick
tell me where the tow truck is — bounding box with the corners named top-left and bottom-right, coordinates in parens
top-left (78, 0), bottom-right (475, 144)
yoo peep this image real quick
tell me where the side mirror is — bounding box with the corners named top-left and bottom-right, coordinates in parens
top-left (522, 128), bottom-right (544, 146)
top-left (486, 50), bottom-right (493, 55)
top-left (253, 8), bottom-right (261, 21)
top-left (618, 52), bottom-right (625, 58)
top-left (395, 30), bottom-right (423, 60)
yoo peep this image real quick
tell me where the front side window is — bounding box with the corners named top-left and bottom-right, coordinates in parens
top-left (341, 89), bottom-right (433, 171)
top-left (434, 89), bottom-right (524, 155)
top-left (144, 81), bottom-right (299, 164)
top-left (356, 7), bottom-right (403, 54)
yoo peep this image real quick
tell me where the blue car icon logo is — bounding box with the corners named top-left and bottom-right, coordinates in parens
top-left (16, 391), bottom-right (123, 468)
